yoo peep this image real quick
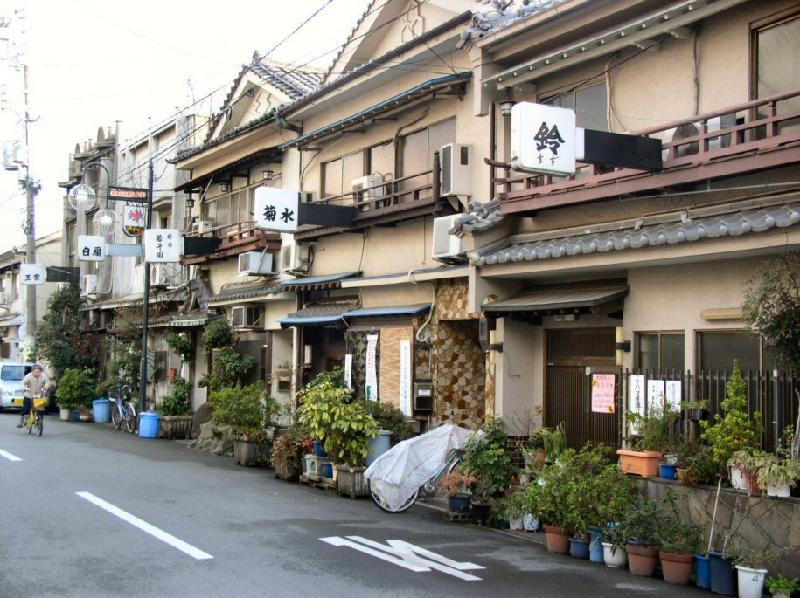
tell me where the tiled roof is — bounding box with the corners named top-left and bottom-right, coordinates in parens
top-left (207, 279), bottom-right (284, 305)
top-left (251, 62), bottom-right (321, 100)
top-left (463, 0), bottom-right (570, 45)
top-left (474, 203), bottom-right (800, 266)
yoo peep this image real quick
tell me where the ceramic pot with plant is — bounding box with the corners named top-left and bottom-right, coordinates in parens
top-left (657, 490), bottom-right (701, 585)
top-left (735, 547), bottom-right (775, 598)
top-left (623, 499), bottom-right (661, 576)
top-left (766, 574), bottom-right (799, 598)
top-left (728, 449), bottom-right (762, 493)
top-left (601, 523), bottom-right (628, 568)
top-left (56, 368), bottom-right (97, 419)
top-left (441, 470), bottom-right (476, 513)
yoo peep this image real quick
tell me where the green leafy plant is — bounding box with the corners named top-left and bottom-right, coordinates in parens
top-left (209, 381), bottom-right (273, 437)
top-left (56, 368), bottom-right (97, 410)
top-left (166, 332), bottom-right (192, 361)
top-left (200, 346), bottom-right (255, 391)
top-left (766, 574), bottom-right (799, 595)
top-left (603, 523), bottom-right (628, 549)
top-left (461, 419), bottom-right (516, 503)
top-left (658, 489), bottom-right (700, 554)
top-left (202, 317), bottom-right (234, 349)
top-left (296, 370), bottom-right (353, 442)
top-left (736, 450), bottom-right (800, 492)
top-left (678, 445), bottom-right (717, 485)
top-left (540, 423), bottom-right (568, 462)
top-left (701, 360), bottom-right (762, 471)
top-left (363, 401), bottom-right (413, 444)
top-left (440, 469), bottom-right (477, 497)
top-left (323, 400), bottom-right (379, 466)
top-left (158, 377), bottom-right (192, 416)
top-left (626, 404), bottom-right (679, 451)
top-left (623, 498), bottom-right (661, 547)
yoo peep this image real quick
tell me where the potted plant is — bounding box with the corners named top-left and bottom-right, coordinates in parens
top-left (590, 461), bottom-right (637, 563)
top-left (601, 523), bottom-right (628, 568)
top-left (677, 444), bottom-right (717, 486)
top-left (325, 400), bottom-right (379, 498)
top-left (623, 498), bottom-right (661, 576)
top-left (363, 401), bottom-right (413, 465)
top-left (751, 451), bottom-right (800, 498)
top-left (209, 382), bottom-right (275, 467)
top-left (56, 368), bottom-right (96, 422)
top-left (461, 419), bottom-right (516, 526)
top-left (766, 574), bottom-right (798, 598)
top-left (272, 427), bottom-right (311, 481)
top-left (617, 405), bottom-right (677, 477)
top-left (157, 376), bottom-right (193, 439)
top-left (297, 370), bottom-right (352, 463)
top-left (658, 490), bottom-right (701, 585)
top-left (441, 470), bottom-right (476, 513)
top-left (735, 547), bottom-right (774, 598)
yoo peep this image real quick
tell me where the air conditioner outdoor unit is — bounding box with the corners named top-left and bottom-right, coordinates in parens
top-left (352, 175), bottom-right (385, 200)
top-left (432, 215), bottom-right (466, 263)
top-left (440, 143), bottom-right (471, 197)
top-left (191, 220), bottom-right (212, 234)
top-left (231, 305), bottom-right (262, 329)
top-left (238, 251), bottom-right (274, 276)
top-left (280, 242), bottom-right (310, 273)
top-left (81, 274), bottom-right (97, 296)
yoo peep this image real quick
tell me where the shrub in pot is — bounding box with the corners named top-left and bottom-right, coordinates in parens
top-left (158, 376), bottom-right (193, 439)
top-left (209, 382), bottom-right (277, 467)
top-left (297, 370), bottom-right (352, 454)
top-left (618, 406), bottom-right (678, 477)
top-left (658, 490), bottom-right (701, 585)
top-left (766, 574), bottom-right (799, 598)
top-left (750, 450), bottom-right (800, 498)
top-left (623, 498), bottom-right (661, 576)
top-left (601, 523), bottom-right (628, 568)
top-left (56, 368), bottom-right (96, 417)
top-left (272, 427), bottom-right (312, 481)
top-left (735, 547), bottom-right (776, 598)
top-left (324, 400), bottom-right (378, 498)
top-left (440, 469), bottom-right (476, 513)
top-left (461, 419), bottom-right (516, 526)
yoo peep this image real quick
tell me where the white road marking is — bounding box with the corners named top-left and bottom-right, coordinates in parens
top-left (76, 491), bottom-right (213, 560)
top-left (320, 536), bottom-right (484, 581)
top-left (0, 449), bottom-right (22, 462)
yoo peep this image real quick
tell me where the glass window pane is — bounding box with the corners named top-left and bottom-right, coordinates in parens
top-left (575, 83), bottom-right (608, 131)
top-left (699, 332), bottom-right (760, 372)
top-left (757, 17), bottom-right (800, 130)
top-left (370, 142), bottom-right (394, 177)
top-left (342, 152), bottom-right (364, 191)
top-left (322, 158), bottom-right (342, 197)
top-left (638, 334), bottom-right (659, 371)
top-left (230, 193), bottom-right (239, 224)
top-left (661, 334), bottom-right (685, 371)
top-left (428, 118), bottom-right (456, 166)
top-left (216, 196), bottom-right (229, 225)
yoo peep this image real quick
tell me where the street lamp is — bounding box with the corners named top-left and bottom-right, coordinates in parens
top-left (68, 182), bottom-right (97, 211)
top-left (93, 209), bottom-right (116, 235)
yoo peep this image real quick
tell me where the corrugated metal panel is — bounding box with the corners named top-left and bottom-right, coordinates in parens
top-left (280, 272), bottom-right (359, 289)
top-left (342, 304), bottom-right (430, 318)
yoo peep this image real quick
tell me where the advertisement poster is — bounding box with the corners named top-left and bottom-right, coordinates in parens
top-left (591, 374), bottom-right (616, 413)
top-left (343, 354), bottom-right (352, 390)
top-left (628, 375), bottom-right (646, 417)
top-left (665, 380), bottom-right (682, 411)
top-left (365, 334), bottom-right (378, 401)
top-left (647, 379), bottom-right (666, 412)
top-left (399, 340), bottom-right (411, 416)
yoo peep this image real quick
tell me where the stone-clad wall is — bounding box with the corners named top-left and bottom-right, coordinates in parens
top-left (434, 319), bottom-right (485, 428)
top-left (638, 478), bottom-right (800, 577)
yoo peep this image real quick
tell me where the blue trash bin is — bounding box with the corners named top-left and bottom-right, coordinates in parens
top-left (138, 412), bottom-right (161, 438)
top-left (92, 398), bottom-right (111, 423)
top-left (709, 551), bottom-right (737, 595)
top-left (695, 553), bottom-right (711, 589)
top-left (366, 430), bottom-right (392, 466)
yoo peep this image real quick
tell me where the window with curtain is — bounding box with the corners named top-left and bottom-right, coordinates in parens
top-left (754, 13), bottom-right (800, 132)
top-left (399, 118), bottom-right (456, 193)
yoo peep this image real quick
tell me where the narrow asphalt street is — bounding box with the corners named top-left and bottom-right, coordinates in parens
top-left (0, 414), bottom-right (703, 598)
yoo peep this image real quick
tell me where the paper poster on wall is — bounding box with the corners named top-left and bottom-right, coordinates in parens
top-left (665, 380), bottom-right (682, 411)
top-left (344, 354), bottom-right (352, 390)
top-left (591, 374), bottom-right (616, 413)
top-left (365, 334), bottom-right (379, 401)
top-left (647, 379), bottom-right (665, 413)
top-left (399, 340), bottom-right (412, 416)
top-left (629, 375), bottom-right (646, 417)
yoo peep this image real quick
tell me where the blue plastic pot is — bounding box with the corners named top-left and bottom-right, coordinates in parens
top-left (695, 554), bottom-right (711, 589)
top-left (659, 463), bottom-right (678, 480)
top-left (366, 430), bottom-right (392, 466)
top-left (314, 440), bottom-right (327, 457)
top-left (71, 410), bottom-right (81, 422)
top-left (708, 551), bottom-right (737, 596)
top-left (138, 412), bottom-right (161, 439)
top-left (588, 526), bottom-right (605, 563)
top-left (569, 538), bottom-right (590, 560)
top-left (92, 398), bottom-right (111, 423)
top-left (320, 462), bottom-right (333, 478)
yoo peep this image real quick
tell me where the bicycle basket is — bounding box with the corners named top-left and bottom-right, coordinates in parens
top-left (33, 398), bottom-right (48, 411)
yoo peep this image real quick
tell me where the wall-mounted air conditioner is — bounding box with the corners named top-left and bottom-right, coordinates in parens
top-left (432, 215), bottom-right (466, 263)
top-left (191, 220), bottom-right (212, 234)
top-left (231, 305), bottom-right (262, 329)
top-left (352, 174), bottom-right (385, 204)
top-left (280, 242), bottom-right (310, 274)
top-left (81, 274), bottom-right (97, 296)
top-left (238, 251), bottom-right (274, 276)
top-left (440, 143), bottom-right (471, 197)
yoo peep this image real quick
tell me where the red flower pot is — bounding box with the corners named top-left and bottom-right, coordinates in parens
top-left (544, 526), bottom-right (571, 555)
top-left (627, 543), bottom-right (658, 576)
top-left (659, 550), bottom-right (693, 585)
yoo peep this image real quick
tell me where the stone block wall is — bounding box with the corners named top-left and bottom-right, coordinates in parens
top-left (638, 478), bottom-right (800, 577)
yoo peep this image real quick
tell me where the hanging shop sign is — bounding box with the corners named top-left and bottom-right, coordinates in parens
top-left (108, 186), bottom-right (148, 203)
top-left (143, 229), bottom-right (182, 263)
top-left (399, 340), bottom-right (412, 416)
top-left (20, 263), bottom-right (46, 285)
top-left (254, 186), bottom-right (357, 233)
top-left (591, 374), bottom-right (616, 414)
top-left (78, 235), bottom-right (107, 262)
top-left (365, 333), bottom-right (379, 401)
top-left (123, 203), bottom-right (147, 237)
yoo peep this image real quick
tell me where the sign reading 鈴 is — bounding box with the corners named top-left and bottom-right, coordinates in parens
top-left (511, 102), bottom-right (576, 176)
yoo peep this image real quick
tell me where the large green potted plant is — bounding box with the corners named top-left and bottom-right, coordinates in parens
top-left (658, 490), bottom-right (701, 585)
top-left (623, 498), bottom-right (662, 576)
top-left (157, 377), bottom-right (193, 439)
top-left (56, 368), bottom-right (96, 421)
top-left (325, 400), bottom-right (379, 498)
top-left (766, 574), bottom-right (799, 598)
top-left (618, 404), bottom-right (678, 477)
top-left (297, 370), bottom-right (352, 462)
top-left (209, 382), bottom-right (275, 467)
top-left (461, 419), bottom-right (516, 525)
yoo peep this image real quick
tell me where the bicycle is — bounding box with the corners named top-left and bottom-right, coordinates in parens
top-left (369, 448), bottom-right (463, 513)
top-left (23, 395), bottom-right (47, 437)
top-left (108, 384), bottom-right (137, 433)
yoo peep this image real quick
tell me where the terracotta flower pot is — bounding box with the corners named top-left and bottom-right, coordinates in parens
top-left (659, 550), bottom-right (693, 585)
top-left (544, 526), bottom-right (571, 555)
top-left (627, 543), bottom-right (658, 576)
top-left (616, 449), bottom-right (662, 477)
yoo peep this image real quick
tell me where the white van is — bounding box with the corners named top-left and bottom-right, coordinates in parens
top-left (0, 362), bottom-right (34, 410)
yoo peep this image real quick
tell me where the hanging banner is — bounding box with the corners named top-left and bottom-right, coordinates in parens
top-left (665, 380), bottom-right (682, 411)
top-left (647, 379), bottom-right (665, 413)
top-left (591, 374), bottom-right (616, 414)
top-left (123, 203), bottom-right (146, 237)
top-left (365, 333), bottom-right (379, 401)
top-left (399, 340), bottom-right (412, 416)
top-left (343, 354), bottom-right (352, 390)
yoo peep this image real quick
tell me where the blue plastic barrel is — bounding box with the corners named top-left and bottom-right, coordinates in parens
top-left (138, 412), bottom-right (161, 438)
top-left (314, 440), bottom-right (327, 457)
top-left (366, 430), bottom-right (392, 466)
top-left (320, 462), bottom-right (333, 478)
top-left (695, 554), bottom-right (711, 589)
top-left (92, 398), bottom-right (111, 423)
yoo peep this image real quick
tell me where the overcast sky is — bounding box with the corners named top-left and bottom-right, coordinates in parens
top-left (0, 0), bottom-right (369, 256)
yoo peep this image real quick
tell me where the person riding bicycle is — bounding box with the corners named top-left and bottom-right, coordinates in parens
top-left (17, 364), bottom-right (50, 428)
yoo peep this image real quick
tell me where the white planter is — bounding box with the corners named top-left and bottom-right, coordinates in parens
top-left (730, 466), bottom-right (751, 491)
top-left (59, 408), bottom-right (71, 421)
top-left (766, 483), bottom-right (790, 498)
top-left (602, 542), bottom-right (627, 568)
top-left (735, 565), bottom-right (767, 598)
top-left (509, 517), bottom-right (524, 531)
top-left (664, 453), bottom-right (678, 465)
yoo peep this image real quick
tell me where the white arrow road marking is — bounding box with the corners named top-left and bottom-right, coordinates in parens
top-left (320, 536), bottom-right (484, 581)
top-left (0, 449), bottom-right (22, 462)
top-left (76, 491), bottom-right (213, 560)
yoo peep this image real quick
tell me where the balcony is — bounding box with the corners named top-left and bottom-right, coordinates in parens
top-left (182, 220), bottom-right (280, 264)
top-left (294, 153), bottom-right (450, 240)
top-left (489, 88), bottom-right (800, 215)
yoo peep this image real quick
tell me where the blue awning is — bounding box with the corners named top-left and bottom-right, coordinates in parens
top-left (343, 304), bottom-right (431, 319)
top-left (280, 300), bottom-right (359, 328)
top-left (280, 272), bottom-right (359, 290)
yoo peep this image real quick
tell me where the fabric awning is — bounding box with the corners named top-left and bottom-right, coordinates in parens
top-left (483, 286), bottom-right (629, 314)
top-left (280, 272), bottom-right (359, 291)
top-left (343, 304), bottom-right (430, 319)
top-left (280, 300), bottom-right (359, 327)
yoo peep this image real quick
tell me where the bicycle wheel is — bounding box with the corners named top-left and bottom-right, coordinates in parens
top-left (111, 402), bottom-right (123, 430)
top-left (368, 480), bottom-right (419, 513)
top-left (124, 404), bottom-right (137, 434)
top-left (37, 414), bottom-right (43, 436)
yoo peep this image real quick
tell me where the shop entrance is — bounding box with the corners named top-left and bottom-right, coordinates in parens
top-left (544, 328), bottom-right (618, 449)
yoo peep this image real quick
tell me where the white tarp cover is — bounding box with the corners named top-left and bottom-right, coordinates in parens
top-left (365, 423), bottom-right (474, 512)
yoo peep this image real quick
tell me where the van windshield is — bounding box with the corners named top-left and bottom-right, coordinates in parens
top-left (1, 366), bottom-right (29, 381)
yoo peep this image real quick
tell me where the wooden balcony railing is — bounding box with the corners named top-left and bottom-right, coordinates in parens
top-left (489, 88), bottom-right (800, 214)
top-left (183, 220), bottom-right (279, 263)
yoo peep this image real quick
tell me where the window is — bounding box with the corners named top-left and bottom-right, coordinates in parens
top-left (637, 332), bottom-right (685, 371)
top-left (753, 13), bottom-right (800, 132)
top-left (322, 152), bottom-right (365, 198)
top-left (698, 331), bottom-right (762, 372)
top-left (369, 142), bottom-right (394, 178)
top-left (548, 83), bottom-right (608, 131)
top-left (1, 365), bottom-right (28, 381)
top-left (400, 118), bottom-right (456, 177)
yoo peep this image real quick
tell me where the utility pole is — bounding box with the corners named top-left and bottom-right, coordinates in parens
top-left (139, 159), bottom-right (154, 413)
top-left (21, 62), bottom-right (37, 341)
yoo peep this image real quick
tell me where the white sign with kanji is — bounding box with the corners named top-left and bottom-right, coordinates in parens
top-left (511, 102), bottom-right (576, 176)
top-left (20, 264), bottom-right (46, 285)
top-left (78, 235), bottom-right (107, 262)
top-left (144, 229), bottom-right (182, 263)
top-left (254, 187), bottom-right (299, 233)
